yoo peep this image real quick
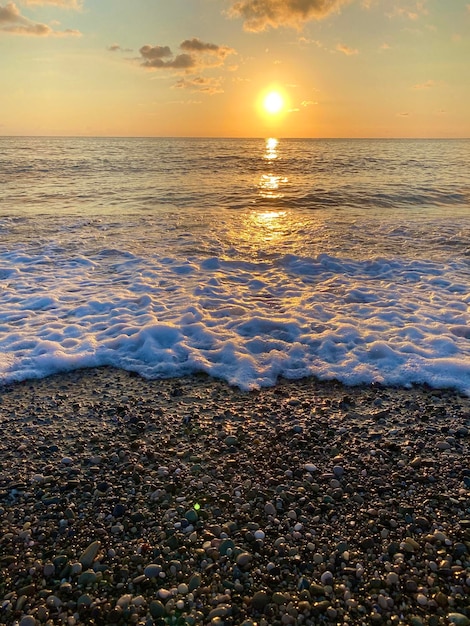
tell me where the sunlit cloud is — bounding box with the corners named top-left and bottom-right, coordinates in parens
top-left (412, 79), bottom-right (434, 90)
top-left (139, 38), bottom-right (236, 71)
top-left (229, 0), bottom-right (351, 32)
top-left (336, 43), bottom-right (358, 55)
top-left (180, 38), bottom-right (234, 62)
top-left (0, 1), bottom-right (80, 35)
top-left (137, 37), bottom-right (236, 94)
top-left (174, 75), bottom-right (224, 94)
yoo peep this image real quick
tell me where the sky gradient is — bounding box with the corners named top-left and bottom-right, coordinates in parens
top-left (1, 0), bottom-right (469, 137)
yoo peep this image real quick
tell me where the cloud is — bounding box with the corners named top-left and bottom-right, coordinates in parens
top-left (174, 75), bottom-right (223, 94)
top-left (21, 0), bottom-right (82, 7)
top-left (387, 1), bottom-right (428, 20)
top-left (108, 43), bottom-right (133, 53)
top-left (0, 1), bottom-right (80, 35)
top-left (412, 79), bottom-right (434, 90)
top-left (180, 38), bottom-right (234, 61)
top-left (228, 0), bottom-right (351, 31)
top-left (139, 45), bottom-right (194, 70)
top-left (138, 37), bottom-right (236, 93)
top-left (336, 42), bottom-right (358, 55)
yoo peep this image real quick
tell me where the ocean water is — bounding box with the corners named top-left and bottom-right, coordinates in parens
top-left (1, 136), bottom-right (469, 394)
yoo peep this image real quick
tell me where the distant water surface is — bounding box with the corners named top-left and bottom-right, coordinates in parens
top-left (1, 137), bottom-right (469, 393)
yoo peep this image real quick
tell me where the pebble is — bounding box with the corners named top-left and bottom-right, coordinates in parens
top-left (78, 540), bottom-right (101, 569)
top-left (144, 564), bottom-right (161, 578)
top-left (1, 370), bottom-right (469, 626)
top-left (264, 502), bottom-right (276, 516)
top-left (304, 463), bottom-right (318, 473)
top-left (448, 615), bottom-right (470, 626)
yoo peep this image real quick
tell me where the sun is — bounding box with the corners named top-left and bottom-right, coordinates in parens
top-left (263, 90), bottom-right (285, 115)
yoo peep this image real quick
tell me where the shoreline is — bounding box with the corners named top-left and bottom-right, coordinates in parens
top-left (1, 367), bottom-right (469, 626)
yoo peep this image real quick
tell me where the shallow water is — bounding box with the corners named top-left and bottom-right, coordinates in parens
top-left (1, 137), bottom-right (469, 393)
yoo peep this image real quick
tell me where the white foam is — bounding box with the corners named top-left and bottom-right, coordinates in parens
top-left (1, 214), bottom-right (469, 395)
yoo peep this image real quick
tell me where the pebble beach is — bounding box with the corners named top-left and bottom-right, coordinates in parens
top-left (1, 368), bottom-right (469, 626)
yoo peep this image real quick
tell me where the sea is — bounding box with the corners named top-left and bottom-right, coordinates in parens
top-left (1, 136), bottom-right (469, 394)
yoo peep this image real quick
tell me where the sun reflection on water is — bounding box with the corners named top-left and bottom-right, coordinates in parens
top-left (264, 137), bottom-right (279, 161)
top-left (258, 138), bottom-right (288, 200)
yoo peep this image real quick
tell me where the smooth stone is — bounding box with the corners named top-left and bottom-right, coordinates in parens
top-left (437, 441), bottom-right (451, 450)
top-left (219, 539), bottom-right (235, 556)
top-left (78, 570), bottom-right (97, 586)
top-left (254, 529), bottom-right (265, 540)
top-left (264, 502), bottom-right (276, 516)
top-left (150, 601), bottom-right (166, 618)
top-left (76, 594), bottom-right (93, 608)
top-left (236, 552), bottom-right (252, 568)
top-left (144, 564), bottom-right (161, 578)
top-left (225, 435), bottom-right (239, 446)
top-left (116, 594), bottom-right (132, 608)
top-left (448, 614), bottom-right (470, 626)
top-left (188, 573), bottom-right (201, 591)
top-left (272, 592), bottom-right (290, 605)
top-left (19, 618), bottom-right (36, 626)
top-left (333, 465), bottom-right (344, 477)
top-left (78, 540), bottom-right (101, 569)
top-left (310, 583), bottom-right (326, 596)
top-left (185, 509), bottom-right (198, 523)
top-left (43, 563), bottom-right (55, 577)
top-left (112, 503), bottom-right (127, 518)
top-left (251, 591), bottom-right (270, 610)
top-left (305, 464), bottom-right (318, 473)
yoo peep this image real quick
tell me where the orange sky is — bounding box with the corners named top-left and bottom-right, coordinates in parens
top-left (1, 0), bottom-right (469, 137)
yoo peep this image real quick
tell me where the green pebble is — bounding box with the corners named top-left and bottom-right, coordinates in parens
top-left (219, 539), bottom-right (235, 556)
top-left (78, 570), bottom-right (97, 586)
top-left (188, 573), bottom-right (201, 591)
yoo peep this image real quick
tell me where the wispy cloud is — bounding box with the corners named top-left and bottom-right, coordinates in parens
top-left (21, 0), bottom-right (82, 7)
top-left (0, 1), bottom-right (80, 35)
top-left (412, 79), bottom-right (434, 90)
top-left (174, 76), bottom-right (223, 95)
top-left (336, 42), bottom-right (358, 55)
top-left (137, 37), bottom-right (236, 93)
top-left (387, 1), bottom-right (428, 20)
top-left (108, 43), bottom-right (132, 53)
top-left (228, 0), bottom-right (351, 32)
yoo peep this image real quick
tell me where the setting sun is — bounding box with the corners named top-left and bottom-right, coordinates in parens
top-left (263, 91), bottom-right (285, 115)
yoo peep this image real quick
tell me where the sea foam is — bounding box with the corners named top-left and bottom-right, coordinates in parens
top-left (1, 231), bottom-right (469, 395)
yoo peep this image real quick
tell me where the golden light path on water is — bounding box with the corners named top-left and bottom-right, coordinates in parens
top-left (238, 138), bottom-right (304, 250)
